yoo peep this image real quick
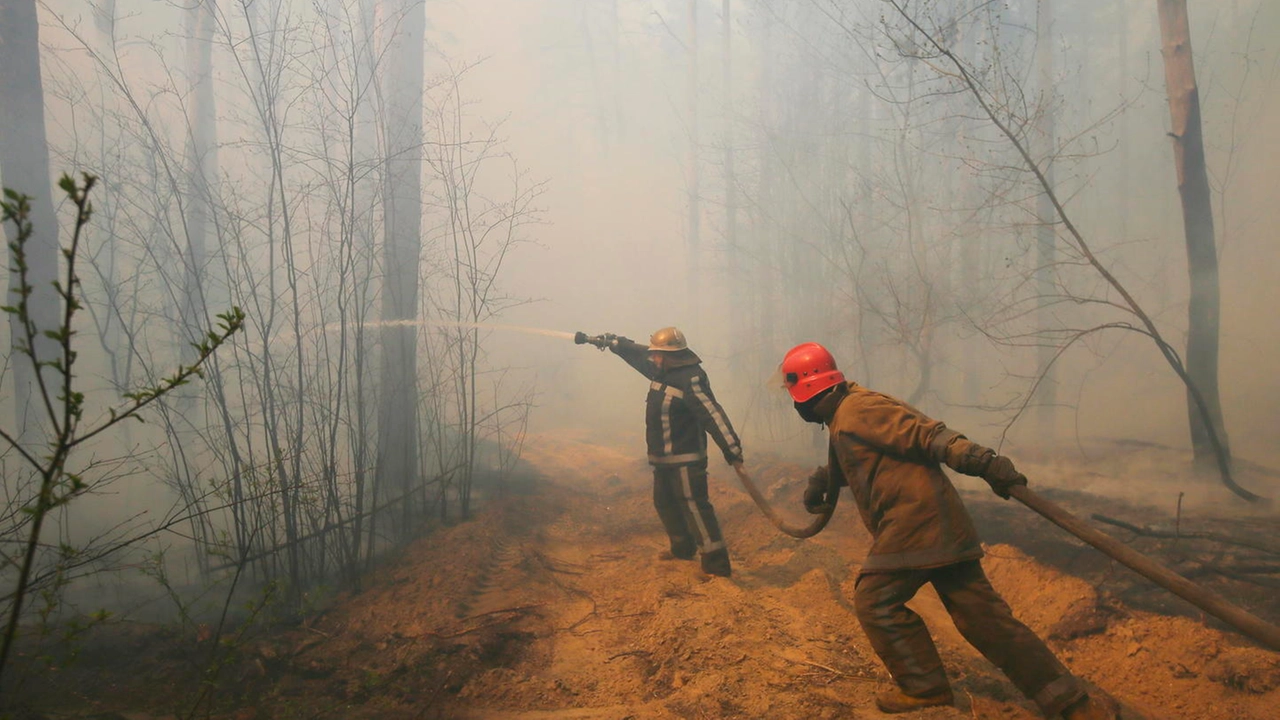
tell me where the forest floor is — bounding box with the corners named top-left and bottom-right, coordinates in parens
top-left (9, 428), bottom-right (1280, 719)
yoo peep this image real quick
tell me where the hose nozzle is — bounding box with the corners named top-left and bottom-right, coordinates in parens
top-left (574, 331), bottom-right (615, 350)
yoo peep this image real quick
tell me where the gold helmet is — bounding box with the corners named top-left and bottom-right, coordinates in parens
top-left (648, 326), bottom-right (688, 352)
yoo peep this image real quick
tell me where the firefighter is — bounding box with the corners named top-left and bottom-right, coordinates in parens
top-left (780, 342), bottom-right (1117, 719)
top-left (577, 327), bottom-right (742, 577)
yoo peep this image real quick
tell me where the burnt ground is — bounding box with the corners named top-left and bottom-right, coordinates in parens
top-left (6, 430), bottom-right (1280, 719)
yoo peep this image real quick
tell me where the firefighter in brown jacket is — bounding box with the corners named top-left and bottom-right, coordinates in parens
top-left (577, 326), bottom-right (742, 577)
top-left (780, 342), bottom-right (1116, 719)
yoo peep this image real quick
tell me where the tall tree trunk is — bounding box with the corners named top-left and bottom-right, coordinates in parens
top-left (1034, 0), bottom-right (1058, 439)
top-left (686, 0), bottom-right (700, 334)
top-left (1118, 1), bottom-right (1130, 243)
top-left (753, 1), bottom-right (775, 386)
top-left (611, 0), bottom-right (623, 140)
top-left (1155, 0), bottom-right (1228, 463)
top-left (182, 0), bottom-right (219, 342)
top-left (375, 0), bottom-right (425, 539)
top-left (723, 0), bottom-right (739, 368)
top-left (92, 0), bottom-right (116, 35)
top-left (959, 0), bottom-right (980, 404)
top-left (0, 0), bottom-right (60, 446)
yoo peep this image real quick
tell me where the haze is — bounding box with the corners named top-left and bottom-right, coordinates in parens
top-left (1, 0), bottom-right (1277, 619)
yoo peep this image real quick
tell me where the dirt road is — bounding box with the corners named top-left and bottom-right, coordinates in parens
top-left (22, 430), bottom-right (1280, 719)
top-left (238, 430), bottom-right (1276, 720)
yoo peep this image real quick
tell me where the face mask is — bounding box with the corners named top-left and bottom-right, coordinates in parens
top-left (794, 400), bottom-right (824, 424)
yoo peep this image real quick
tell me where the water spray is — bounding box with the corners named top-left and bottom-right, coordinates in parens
top-left (324, 318), bottom-right (577, 340)
top-left (319, 320), bottom-right (837, 537)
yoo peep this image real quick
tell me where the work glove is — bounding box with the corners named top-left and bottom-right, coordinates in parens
top-left (803, 466), bottom-right (834, 514)
top-left (951, 443), bottom-right (996, 476)
top-left (981, 455), bottom-right (1027, 500)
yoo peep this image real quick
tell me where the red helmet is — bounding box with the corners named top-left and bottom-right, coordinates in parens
top-left (780, 342), bottom-right (845, 403)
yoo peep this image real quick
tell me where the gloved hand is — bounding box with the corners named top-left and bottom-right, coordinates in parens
top-left (803, 466), bottom-right (834, 514)
top-left (951, 443), bottom-right (996, 476)
top-left (982, 455), bottom-right (1027, 500)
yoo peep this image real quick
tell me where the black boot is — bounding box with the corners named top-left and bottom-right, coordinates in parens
top-left (700, 547), bottom-right (732, 577)
top-left (657, 549), bottom-right (694, 561)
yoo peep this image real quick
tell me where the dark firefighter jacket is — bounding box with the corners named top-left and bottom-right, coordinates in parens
top-left (611, 338), bottom-right (743, 468)
top-left (813, 382), bottom-right (991, 574)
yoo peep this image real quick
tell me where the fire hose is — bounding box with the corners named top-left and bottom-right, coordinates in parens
top-left (735, 465), bottom-right (1280, 650)
top-left (1006, 484), bottom-right (1280, 651)
top-left (732, 464), bottom-right (838, 539)
top-left (574, 330), bottom-right (1280, 649)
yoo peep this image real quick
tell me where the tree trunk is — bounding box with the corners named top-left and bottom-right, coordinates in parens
top-left (611, 0), bottom-right (623, 140)
top-left (753, 1), bottom-right (776, 387)
top-left (958, 0), bottom-right (980, 404)
top-left (723, 0), bottom-right (739, 369)
top-left (1034, 0), bottom-right (1058, 440)
top-left (854, 59), bottom-right (876, 389)
top-left (1118, 1), bottom-right (1130, 242)
top-left (1154, 0), bottom-right (1228, 464)
top-left (182, 0), bottom-right (219, 342)
top-left (0, 0), bottom-right (60, 446)
top-left (686, 0), bottom-right (701, 334)
top-left (375, 0), bottom-right (425, 540)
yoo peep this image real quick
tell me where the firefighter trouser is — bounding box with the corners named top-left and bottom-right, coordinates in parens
top-left (855, 560), bottom-right (1086, 718)
top-left (652, 462), bottom-right (731, 576)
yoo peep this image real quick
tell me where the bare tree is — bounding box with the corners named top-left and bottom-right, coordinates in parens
top-left (422, 71), bottom-right (545, 520)
top-left (1033, 0), bottom-right (1059, 436)
top-left (723, 0), bottom-right (742, 371)
top-left (0, 0), bottom-right (61, 444)
top-left (374, 0), bottom-right (426, 541)
top-left (181, 0), bottom-right (221, 348)
top-left (5, 0), bottom-right (545, 628)
top-left (0, 174), bottom-right (244, 691)
top-left (686, 0), bottom-right (702, 331)
top-left (880, 0), bottom-right (1259, 501)
top-left (1155, 0), bottom-right (1228, 465)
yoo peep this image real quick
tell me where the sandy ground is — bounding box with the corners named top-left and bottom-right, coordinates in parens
top-left (10, 429), bottom-right (1280, 719)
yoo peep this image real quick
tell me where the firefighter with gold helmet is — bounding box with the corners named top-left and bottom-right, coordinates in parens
top-left (575, 326), bottom-right (742, 577)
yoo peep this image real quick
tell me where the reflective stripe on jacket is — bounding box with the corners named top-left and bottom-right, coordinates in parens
top-left (612, 338), bottom-right (743, 467)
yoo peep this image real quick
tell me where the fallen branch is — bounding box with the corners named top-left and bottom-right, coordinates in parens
top-left (412, 604), bottom-right (543, 640)
top-left (459, 603), bottom-right (542, 621)
top-left (782, 656), bottom-right (880, 682)
top-left (1174, 560), bottom-right (1280, 588)
top-left (532, 550), bottom-right (588, 575)
top-left (607, 649), bottom-right (650, 662)
top-left (1092, 514), bottom-right (1280, 556)
top-left (1210, 570), bottom-right (1280, 589)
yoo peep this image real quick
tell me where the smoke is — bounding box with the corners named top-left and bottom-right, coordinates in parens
top-left (5, 0), bottom-right (1278, 626)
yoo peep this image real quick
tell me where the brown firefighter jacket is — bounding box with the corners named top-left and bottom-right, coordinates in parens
top-left (814, 382), bottom-right (991, 573)
top-left (611, 338), bottom-right (743, 468)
